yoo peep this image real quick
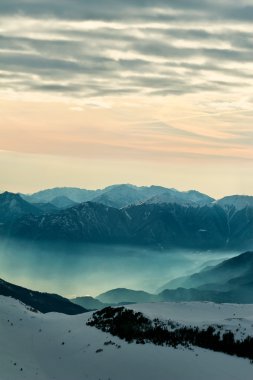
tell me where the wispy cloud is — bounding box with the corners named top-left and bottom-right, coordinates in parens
top-left (0, 1), bottom-right (253, 100)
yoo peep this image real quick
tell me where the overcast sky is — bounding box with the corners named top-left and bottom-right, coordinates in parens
top-left (0, 0), bottom-right (253, 197)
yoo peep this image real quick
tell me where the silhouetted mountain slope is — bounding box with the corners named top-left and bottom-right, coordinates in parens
top-left (0, 192), bottom-right (41, 223)
top-left (92, 284), bottom-right (253, 305)
top-left (226, 207), bottom-right (253, 248)
top-left (159, 286), bottom-right (253, 303)
top-left (71, 295), bottom-right (137, 310)
top-left (159, 251), bottom-right (253, 291)
top-left (68, 251), bottom-right (253, 306)
top-left (159, 280), bottom-right (253, 303)
top-left (125, 203), bottom-right (229, 248)
top-left (50, 196), bottom-right (78, 209)
top-left (8, 202), bottom-right (131, 242)
top-left (71, 296), bottom-right (105, 310)
top-left (33, 202), bottom-right (59, 213)
top-left (93, 252), bottom-right (253, 304)
top-left (158, 252), bottom-right (253, 303)
top-left (96, 288), bottom-right (156, 304)
top-left (0, 278), bottom-right (86, 314)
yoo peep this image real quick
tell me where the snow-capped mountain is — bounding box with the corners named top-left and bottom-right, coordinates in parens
top-left (21, 187), bottom-right (101, 204)
top-left (144, 189), bottom-right (214, 206)
top-left (216, 195), bottom-right (253, 210)
top-left (21, 184), bottom-right (214, 208)
top-left (90, 184), bottom-right (168, 208)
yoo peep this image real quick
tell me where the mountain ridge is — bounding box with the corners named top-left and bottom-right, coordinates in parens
top-left (0, 198), bottom-right (252, 250)
top-left (0, 278), bottom-right (86, 314)
top-left (20, 184), bottom-right (214, 208)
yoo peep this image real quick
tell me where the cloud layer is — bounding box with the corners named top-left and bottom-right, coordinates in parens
top-left (1, 0), bottom-right (253, 100)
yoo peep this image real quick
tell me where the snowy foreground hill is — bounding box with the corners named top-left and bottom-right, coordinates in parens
top-left (0, 296), bottom-right (253, 380)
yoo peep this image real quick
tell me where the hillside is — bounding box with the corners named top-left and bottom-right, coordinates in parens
top-left (0, 296), bottom-right (252, 380)
top-left (0, 278), bottom-right (86, 314)
top-left (97, 288), bottom-right (156, 304)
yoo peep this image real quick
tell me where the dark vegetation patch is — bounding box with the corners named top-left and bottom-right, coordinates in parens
top-left (87, 307), bottom-right (253, 360)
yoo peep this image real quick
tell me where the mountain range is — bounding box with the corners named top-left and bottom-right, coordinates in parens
top-left (1, 295), bottom-right (251, 380)
top-left (20, 184), bottom-right (216, 209)
top-left (0, 185), bottom-right (253, 249)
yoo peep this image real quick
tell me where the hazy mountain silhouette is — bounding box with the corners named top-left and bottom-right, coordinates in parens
top-left (0, 278), bottom-right (86, 314)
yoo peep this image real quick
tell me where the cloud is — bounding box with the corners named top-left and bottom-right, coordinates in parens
top-left (0, 1), bottom-right (250, 21)
top-left (0, 1), bottom-right (252, 153)
top-left (0, 1), bottom-right (253, 101)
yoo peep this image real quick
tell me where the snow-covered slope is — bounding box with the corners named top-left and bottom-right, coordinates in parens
top-left (0, 296), bottom-right (253, 380)
top-left (129, 302), bottom-right (253, 340)
top-left (144, 189), bottom-right (214, 206)
top-left (216, 195), bottom-right (253, 210)
top-left (21, 185), bottom-right (214, 209)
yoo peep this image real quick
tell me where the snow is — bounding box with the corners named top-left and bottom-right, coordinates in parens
top-left (129, 302), bottom-right (253, 340)
top-left (216, 195), bottom-right (253, 210)
top-left (129, 301), bottom-right (253, 325)
top-left (0, 296), bottom-right (253, 380)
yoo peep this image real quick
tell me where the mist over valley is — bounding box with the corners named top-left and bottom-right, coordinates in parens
top-left (0, 237), bottom-right (238, 297)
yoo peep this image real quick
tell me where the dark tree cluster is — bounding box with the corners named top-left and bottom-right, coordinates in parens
top-left (87, 307), bottom-right (253, 360)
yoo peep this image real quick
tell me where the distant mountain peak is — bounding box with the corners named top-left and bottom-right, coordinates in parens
top-left (216, 195), bottom-right (253, 210)
top-left (0, 191), bottom-right (41, 223)
top-left (144, 188), bottom-right (214, 206)
top-left (1, 191), bottom-right (22, 199)
top-left (50, 195), bottom-right (77, 209)
top-left (19, 184), bottom-right (216, 209)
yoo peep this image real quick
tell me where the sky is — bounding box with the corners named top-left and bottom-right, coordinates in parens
top-left (0, 0), bottom-right (253, 198)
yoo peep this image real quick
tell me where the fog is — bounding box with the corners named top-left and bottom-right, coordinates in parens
top-left (0, 237), bottom-right (239, 298)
